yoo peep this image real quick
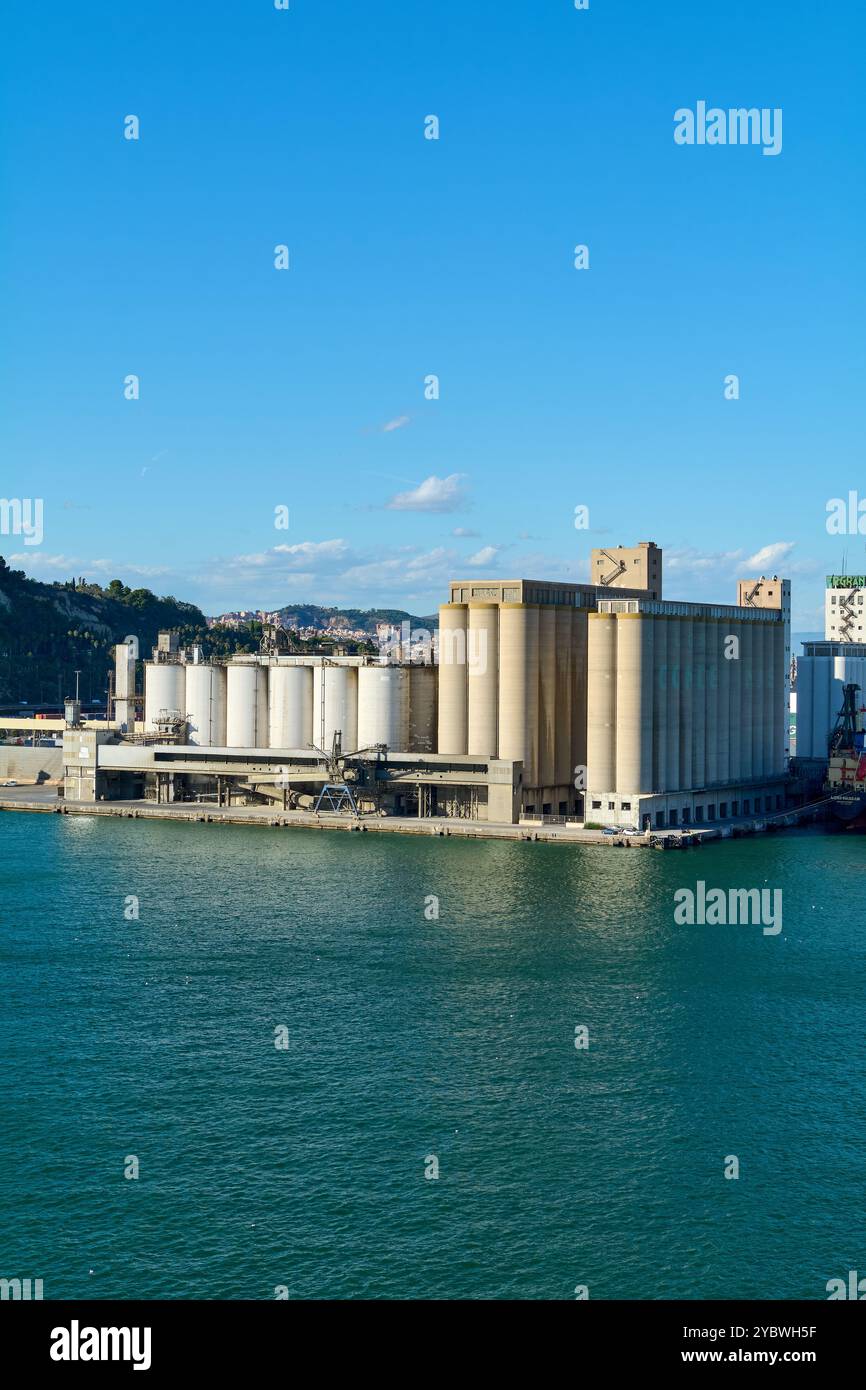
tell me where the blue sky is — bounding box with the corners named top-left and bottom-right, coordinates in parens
top-left (2, 0), bottom-right (864, 631)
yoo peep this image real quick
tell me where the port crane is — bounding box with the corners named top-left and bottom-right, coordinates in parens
top-left (307, 730), bottom-right (388, 814)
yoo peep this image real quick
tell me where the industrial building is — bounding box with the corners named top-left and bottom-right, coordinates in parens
top-left (49, 544), bottom-right (795, 829)
top-left (794, 640), bottom-right (866, 761)
top-left (824, 574), bottom-right (866, 642)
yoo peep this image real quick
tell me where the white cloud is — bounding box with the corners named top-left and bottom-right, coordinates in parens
top-left (744, 541), bottom-right (795, 571)
top-left (452, 526), bottom-right (480, 538)
top-left (386, 473), bottom-right (467, 513)
top-left (467, 545), bottom-right (499, 566)
top-left (382, 415), bottom-right (410, 433)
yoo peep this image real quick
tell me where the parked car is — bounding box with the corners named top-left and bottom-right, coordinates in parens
top-left (1, 779), bottom-right (19, 787)
top-left (602, 826), bottom-right (618, 836)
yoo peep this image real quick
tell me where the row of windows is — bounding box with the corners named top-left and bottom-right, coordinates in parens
top-left (589, 794), bottom-right (785, 827)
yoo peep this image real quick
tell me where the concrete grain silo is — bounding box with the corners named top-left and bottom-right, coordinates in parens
top-left (437, 604), bottom-right (468, 755)
top-left (704, 619), bottom-right (719, 786)
top-left (666, 616), bottom-right (681, 792)
top-left (678, 615), bottom-right (694, 791)
top-left (268, 663), bottom-right (313, 750)
top-left (652, 611), bottom-right (668, 791)
top-left (498, 604), bottom-right (539, 789)
top-left (313, 663), bottom-right (358, 752)
top-left (614, 614), bottom-right (654, 795)
top-left (226, 661), bottom-right (269, 748)
top-left (357, 665), bottom-right (409, 751)
top-left (184, 663), bottom-right (227, 746)
top-left (467, 604), bottom-right (499, 756)
top-left (570, 607), bottom-right (589, 789)
top-left (586, 612), bottom-right (617, 793)
top-left (554, 606), bottom-right (573, 789)
top-left (692, 618), bottom-right (707, 787)
top-left (408, 664), bottom-right (437, 753)
top-left (144, 662), bottom-right (186, 732)
top-left (537, 605), bottom-right (557, 792)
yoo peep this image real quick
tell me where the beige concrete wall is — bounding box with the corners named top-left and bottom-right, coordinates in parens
top-left (498, 604), bottom-right (539, 787)
top-left (0, 747), bottom-right (63, 783)
top-left (467, 604), bottom-right (499, 756)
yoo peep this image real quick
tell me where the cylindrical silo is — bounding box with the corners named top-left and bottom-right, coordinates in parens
top-left (652, 614), bottom-right (668, 791)
top-left (467, 604), bottom-right (499, 756)
top-left (692, 618), bottom-right (707, 787)
top-left (811, 654), bottom-right (831, 758)
top-left (587, 613), bottom-right (617, 793)
top-left (733, 619), bottom-right (745, 783)
top-left (750, 619), bottom-right (765, 779)
top-left (226, 661), bottom-right (269, 747)
top-left (409, 664), bottom-right (438, 753)
top-left (708, 625), bottom-right (722, 789)
top-left (773, 623), bottom-right (785, 772)
top-left (571, 608), bottom-right (589, 788)
top-left (615, 614), bottom-right (654, 793)
top-left (437, 604), bottom-right (468, 755)
top-left (715, 620), bottom-right (730, 786)
top-left (268, 663), bottom-right (313, 749)
top-left (185, 663), bottom-right (227, 746)
top-left (666, 617), bottom-right (681, 792)
top-left (796, 651), bottom-right (813, 759)
top-left (313, 663), bottom-right (358, 753)
top-left (678, 616), bottom-right (694, 790)
top-left (144, 662), bottom-right (186, 731)
top-left (762, 622), bottom-right (775, 776)
top-left (357, 664), bottom-right (409, 751)
top-left (537, 606), bottom-right (557, 793)
top-left (499, 604), bottom-right (539, 789)
top-left (555, 606), bottom-right (574, 789)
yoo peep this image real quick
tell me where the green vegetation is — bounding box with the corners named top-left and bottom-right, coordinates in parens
top-left (0, 559), bottom-right (403, 707)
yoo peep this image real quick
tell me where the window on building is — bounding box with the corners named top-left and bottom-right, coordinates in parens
top-left (776, 795), bottom-right (782, 809)
top-left (743, 799), bottom-right (750, 815)
top-left (720, 802), bottom-right (727, 818)
top-left (621, 801), bottom-right (631, 810)
top-left (542, 803), bottom-right (552, 815)
top-left (655, 811), bottom-right (665, 828)
top-left (732, 800), bottom-right (739, 816)
top-left (708, 804), bottom-right (716, 820)
top-left (682, 807), bottom-right (691, 824)
top-left (695, 806), bottom-right (704, 823)
top-left (559, 801), bottom-right (567, 816)
top-left (592, 799), bottom-right (601, 810)
top-left (754, 797), bottom-right (761, 813)
top-left (669, 809), bottom-right (678, 826)
top-left (608, 801), bottom-right (615, 810)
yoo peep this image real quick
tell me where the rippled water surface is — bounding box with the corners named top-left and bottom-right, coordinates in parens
top-left (1, 813), bottom-right (864, 1299)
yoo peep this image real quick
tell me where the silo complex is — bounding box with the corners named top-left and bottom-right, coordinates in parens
top-left (585, 601), bottom-right (787, 820)
top-left (268, 664), bottom-right (313, 749)
top-left (185, 663), bottom-right (227, 746)
top-left (226, 662), bottom-right (269, 747)
top-left (144, 662), bottom-right (186, 731)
